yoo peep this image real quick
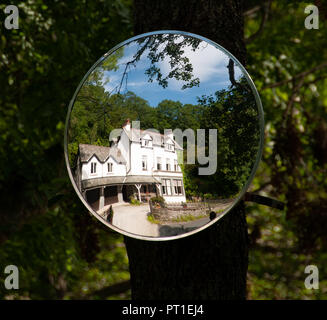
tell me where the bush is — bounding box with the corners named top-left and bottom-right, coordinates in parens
top-left (129, 196), bottom-right (141, 205)
top-left (150, 196), bottom-right (165, 208)
top-left (181, 201), bottom-right (187, 208)
top-left (204, 193), bottom-right (214, 200)
top-left (107, 205), bottom-right (114, 223)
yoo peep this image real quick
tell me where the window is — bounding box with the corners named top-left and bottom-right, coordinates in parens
top-left (173, 180), bottom-right (183, 195)
top-left (157, 157), bottom-right (162, 170)
top-left (142, 155), bottom-right (147, 170)
top-left (162, 182), bottom-right (166, 195)
top-left (174, 160), bottom-right (179, 171)
top-left (142, 138), bottom-right (152, 148)
top-left (107, 162), bottom-right (113, 173)
top-left (162, 179), bottom-right (172, 195)
top-left (166, 159), bottom-right (171, 171)
top-left (166, 179), bottom-right (172, 195)
top-left (91, 162), bottom-right (97, 174)
top-left (166, 143), bottom-right (174, 151)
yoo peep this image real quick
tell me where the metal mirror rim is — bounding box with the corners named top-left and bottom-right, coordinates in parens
top-left (64, 30), bottom-right (265, 241)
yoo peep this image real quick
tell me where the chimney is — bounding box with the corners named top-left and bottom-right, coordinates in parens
top-left (164, 128), bottom-right (174, 141)
top-left (111, 137), bottom-right (118, 145)
top-left (123, 118), bottom-right (131, 131)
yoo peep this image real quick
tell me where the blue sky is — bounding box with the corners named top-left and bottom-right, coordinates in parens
top-left (98, 36), bottom-right (243, 107)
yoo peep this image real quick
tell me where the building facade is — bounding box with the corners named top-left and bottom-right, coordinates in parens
top-left (76, 120), bottom-right (186, 211)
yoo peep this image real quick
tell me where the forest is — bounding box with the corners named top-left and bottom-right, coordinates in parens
top-left (0, 0), bottom-right (327, 299)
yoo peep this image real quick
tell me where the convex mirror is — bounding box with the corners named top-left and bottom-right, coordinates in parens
top-left (65, 31), bottom-right (264, 240)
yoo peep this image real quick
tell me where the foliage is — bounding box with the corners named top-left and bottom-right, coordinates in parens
top-left (171, 214), bottom-right (207, 223)
top-left (129, 196), bottom-right (141, 205)
top-left (0, 0), bottom-right (133, 299)
top-left (1, 0), bottom-right (327, 300)
top-left (244, 0), bottom-right (327, 299)
top-left (147, 214), bottom-right (160, 224)
top-left (149, 196), bottom-right (166, 208)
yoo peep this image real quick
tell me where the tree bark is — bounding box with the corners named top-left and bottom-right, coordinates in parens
top-left (125, 0), bottom-right (248, 300)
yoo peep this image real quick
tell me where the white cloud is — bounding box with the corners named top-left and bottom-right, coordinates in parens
top-left (100, 36), bottom-right (244, 95)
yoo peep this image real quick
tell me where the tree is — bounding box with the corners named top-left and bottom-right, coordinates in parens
top-left (124, 0), bottom-right (249, 299)
top-left (0, 0), bottom-right (134, 299)
top-left (2, 0), bottom-right (326, 301)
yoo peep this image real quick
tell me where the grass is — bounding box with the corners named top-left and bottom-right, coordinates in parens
top-left (171, 214), bottom-right (207, 222)
top-left (147, 214), bottom-right (161, 224)
top-left (215, 208), bottom-right (225, 214)
top-left (147, 213), bottom-right (209, 224)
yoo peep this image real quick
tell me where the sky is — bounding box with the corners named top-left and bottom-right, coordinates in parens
top-left (98, 35), bottom-right (244, 107)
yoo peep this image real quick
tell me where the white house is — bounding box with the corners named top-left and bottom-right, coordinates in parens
top-left (76, 119), bottom-right (186, 211)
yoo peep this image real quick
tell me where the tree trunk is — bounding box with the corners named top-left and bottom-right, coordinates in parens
top-left (124, 0), bottom-right (248, 300)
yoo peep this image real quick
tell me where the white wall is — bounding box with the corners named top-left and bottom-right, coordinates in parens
top-left (130, 141), bottom-right (180, 176)
top-left (130, 141), bottom-right (154, 176)
top-left (103, 156), bottom-right (126, 177)
top-left (81, 155), bottom-right (102, 180)
top-left (82, 155), bottom-right (126, 180)
top-left (117, 130), bottom-right (130, 172)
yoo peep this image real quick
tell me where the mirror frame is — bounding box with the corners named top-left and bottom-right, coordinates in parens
top-left (64, 30), bottom-right (265, 241)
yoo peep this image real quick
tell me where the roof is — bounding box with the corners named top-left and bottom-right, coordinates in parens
top-left (79, 144), bottom-right (126, 164)
top-left (123, 127), bottom-right (183, 150)
top-left (82, 176), bottom-right (126, 189)
top-left (123, 175), bottom-right (161, 184)
top-left (81, 175), bottom-right (161, 189)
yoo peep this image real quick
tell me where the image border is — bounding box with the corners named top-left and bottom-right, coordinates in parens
top-left (64, 30), bottom-right (265, 241)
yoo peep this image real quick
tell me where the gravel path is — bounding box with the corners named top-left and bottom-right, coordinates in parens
top-left (111, 203), bottom-right (159, 237)
top-left (109, 199), bottom-right (234, 238)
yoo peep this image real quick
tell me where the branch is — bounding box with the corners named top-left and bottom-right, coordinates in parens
top-left (227, 58), bottom-right (251, 93)
top-left (243, 5), bottom-right (262, 17)
top-left (85, 279), bottom-right (131, 299)
top-left (251, 181), bottom-right (272, 193)
top-left (245, 0), bottom-right (272, 44)
top-left (244, 192), bottom-right (285, 210)
top-left (263, 61), bottom-right (327, 90)
top-left (227, 59), bottom-right (238, 87)
top-left (283, 76), bottom-right (306, 119)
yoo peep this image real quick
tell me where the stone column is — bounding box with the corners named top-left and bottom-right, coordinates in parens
top-left (99, 187), bottom-right (105, 210)
top-left (155, 183), bottom-right (162, 196)
top-left (135, 184), bottom-right (142, 202)
top-left (117, 185), bottom-right (124, 203)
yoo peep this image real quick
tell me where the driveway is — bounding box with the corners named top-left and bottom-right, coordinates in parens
top-left (111, 203), bottom-right (160, 237)
top-left (107, 200), bottom-right (231, 238)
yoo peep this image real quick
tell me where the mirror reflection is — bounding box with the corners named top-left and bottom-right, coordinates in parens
top-left (66, 32), bottom-right (262, 239)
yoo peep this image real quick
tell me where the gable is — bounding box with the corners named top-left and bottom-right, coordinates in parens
top-left (86, 154), bottom-right (102, 164)
top-left (141, 133), bottom-right (153, 140)
top-left (165, 137), bottom-right (174, 145)
top-left (105, 155), bottom-right (119, 165)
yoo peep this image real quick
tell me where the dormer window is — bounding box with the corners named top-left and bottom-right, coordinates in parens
top-left (91, 162), bottom-right (97, 174)
top-left (141, 135), bottom-right (152, 148)
top-left (107, 162), bottom-right (113, 173)
top-left (165, 143), bottom-right (174, 152)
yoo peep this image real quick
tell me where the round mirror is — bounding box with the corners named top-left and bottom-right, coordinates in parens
top-left (64, 31), bottom-right (264, 240)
